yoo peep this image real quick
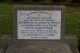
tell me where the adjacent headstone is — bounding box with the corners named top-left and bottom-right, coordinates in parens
top-left (14, 5), bottom-right (64, 40)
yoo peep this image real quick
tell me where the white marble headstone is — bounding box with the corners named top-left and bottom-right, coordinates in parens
top-left (17, 10), bottom-right (61, 39)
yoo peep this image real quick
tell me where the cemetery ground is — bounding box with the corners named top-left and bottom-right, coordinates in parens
top-left (0, 3), bottom-right (80, 52)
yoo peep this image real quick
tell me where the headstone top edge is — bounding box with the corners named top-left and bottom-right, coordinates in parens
top-left (14, 5), bottom-right (65, 9)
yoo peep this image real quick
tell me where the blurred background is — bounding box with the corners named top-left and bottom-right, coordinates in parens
top-left (0, 0), bottom-right (80, 52)
top-left (0, 0), bottom-right (80, 3)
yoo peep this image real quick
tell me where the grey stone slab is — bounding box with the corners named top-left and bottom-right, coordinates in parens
top-left (0, 39), bottom-right (1, 49)
top-left (0, 39), bottom-right (1, 48)
top-left (64, 36), bottom-right (78, 49)
top-left (0, 49), bottom-right (1, 53)
top-left (1, 36), bottom-right (79, 53)
top-left (13, 5), bottom-right (65, 40)
top-left (0, 48), bottom-right (3, 53)
top-left (5, 41), bottom-right (72, 53)
top-left (1, 39), bottom-right (16, 53)
top-left (64, 36), bottom-right (78, 53)
top-left (72, 49), bottom-right (79, 53)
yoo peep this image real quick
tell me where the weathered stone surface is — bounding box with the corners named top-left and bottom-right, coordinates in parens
top-left (1, 36), bottom-right (79, 53)
top-left (0, 48), bottom-right (3, 53)
top-left (0, 50), bottom-right (1, 53)
top-left (0, 39), bottom-right (1, 48)
top-left (64, 36), bottom-right (78, 53)
top-left (64, 36), bottom-right (78, 49)
top-left (5, 41), bottom-right (72, 53)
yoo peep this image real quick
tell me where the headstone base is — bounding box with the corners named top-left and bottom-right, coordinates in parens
top-left (5, 41), bottom-right (72, 53)
top-left (1, 36), bottom-right (79, 53)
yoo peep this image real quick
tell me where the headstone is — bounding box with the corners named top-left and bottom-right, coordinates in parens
top-left (14, 5), bottom-right (64, 40)
top-left (2, 5), bottom-right (75, 53)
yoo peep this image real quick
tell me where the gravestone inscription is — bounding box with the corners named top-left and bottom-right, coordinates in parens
top-left (14, 5), bottom-right (64, 40)
top-left (1, 5), bottom-right (78, 53)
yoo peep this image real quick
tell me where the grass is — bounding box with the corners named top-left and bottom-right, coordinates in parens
top-left (0, 3), bottom-right (13, 37)
top-left (65, 7), bottom-right (80, 37)
top-left (0, 3), bottom-right (80, 38)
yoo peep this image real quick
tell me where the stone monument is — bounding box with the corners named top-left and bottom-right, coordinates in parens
top-left (1, 5), bottom-right (79, 53)
top-left (14, 5), bottom-right (64, 40)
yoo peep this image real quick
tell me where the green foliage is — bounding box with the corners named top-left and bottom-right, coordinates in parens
top-left (65, 7), bottom-right (80, 37)
top-left (0, 3), bottom-right (13, 35)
